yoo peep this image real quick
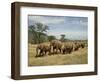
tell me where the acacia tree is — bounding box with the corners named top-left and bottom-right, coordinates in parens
top-left (60, 34), bottom-right (66, 42)
top-left (28, 22), bottom-right (49, 44)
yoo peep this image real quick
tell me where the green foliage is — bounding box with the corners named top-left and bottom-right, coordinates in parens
top-left (28, 22), bottom-right (49, 44)
top-left (48, 35), bottom-right (56, 41)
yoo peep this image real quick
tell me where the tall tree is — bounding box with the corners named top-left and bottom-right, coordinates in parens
top-left (28, 22), bottom-right (49, 44)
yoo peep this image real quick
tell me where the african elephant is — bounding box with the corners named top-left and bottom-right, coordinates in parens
top-left (73, 42), bottom-right (81, 51)
top-left (73, 41), bottom-right (86, 51)
top-left (61, 42), bottom-right (73, 54)
top-left (50, 40), bottom-right (62, 54)
top-left (35, 43), bottom-right (51, 57)
top-left (80, 42), bottom-right (85, 48)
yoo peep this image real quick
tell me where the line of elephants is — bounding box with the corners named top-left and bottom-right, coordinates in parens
top-left (35, 40), bottom-right (86, 57)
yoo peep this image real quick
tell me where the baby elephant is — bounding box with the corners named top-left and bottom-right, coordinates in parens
top-left (35, 43), bottom-right (51, 57)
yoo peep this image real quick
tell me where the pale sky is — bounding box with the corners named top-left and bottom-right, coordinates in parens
top-left (28, 15), bottom-right (88, 40)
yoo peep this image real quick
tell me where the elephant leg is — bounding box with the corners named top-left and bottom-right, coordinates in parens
top-left (53, 47), bottom-right (56, 54)
top-left (59, 48), bottom-right (61, 54)
top-left (64, 49), bottom-right (66, 54)
top-left (42, 51), bottom-right (45, 56)
top-left (55, 49), bottom-right (58, 54)
top-left (36, 50), bottom-right (40, 57)
top-left (40, 50), bottom-right (44, 57)
top-left (39, 50), bottom-right (42, 57)
top-left (35, 51), bottom-right (38, 57)
top-left (56, 47), bottom-right (59, 54)
top-left (68, 48), bottom-right (72, 54)
top-left (44, 51), bottom-right (47, 55)
top-left (66, 48), bottom-right (68, 54)
top-left (36, 48), bottom-right (39, 57)
top-left (48, 50), bottom-right (51, 55)
top-left (63, 50), bottom-right (65, 54)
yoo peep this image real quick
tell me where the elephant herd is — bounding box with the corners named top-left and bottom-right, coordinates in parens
top-left (35, 40), bottom-right (86, 57)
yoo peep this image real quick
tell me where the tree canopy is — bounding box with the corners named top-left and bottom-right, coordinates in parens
top-left (28, 22), bottom-right (49, 44)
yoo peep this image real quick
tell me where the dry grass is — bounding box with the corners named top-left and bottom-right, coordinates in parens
top-left (28, 43), bottom-right (88, 66)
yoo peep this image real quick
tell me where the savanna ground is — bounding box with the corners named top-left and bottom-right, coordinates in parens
top-left (28, 42), bottom-right (88, 66)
